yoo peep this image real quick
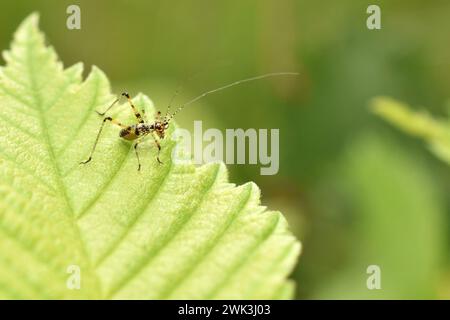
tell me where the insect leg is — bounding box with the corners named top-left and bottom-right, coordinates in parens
top-left (80, 117), bottom-right (127, 165)
top-left (134, 140), bottom-right (142, 171)
top-left (122, 92), bottom-right (145, 124)
top-left (96, 97), bottom-right (120, 116)
top-left (151, 132), bottom-right (163, 165)
top-left (97, 93), bottom-right (146, 123)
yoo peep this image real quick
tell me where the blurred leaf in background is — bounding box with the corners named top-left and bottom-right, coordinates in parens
top-left (372, 97), bottom-right (450, 165)
top-left (314, 133), bottom-right (445, 299)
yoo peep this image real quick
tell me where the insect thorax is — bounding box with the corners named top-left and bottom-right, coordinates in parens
top-left (136, 123), bottom-right (154, 134)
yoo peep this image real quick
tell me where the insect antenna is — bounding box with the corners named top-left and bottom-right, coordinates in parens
top-left (165, 82), bottom-right (182, 119)
top-left (166, 72), bottom-right (299, 122)
top-left (163, 67), bottom-right (212, 120)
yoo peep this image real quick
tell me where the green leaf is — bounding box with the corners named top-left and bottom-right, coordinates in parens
top-left (371, 96), bottom-right (450, 165)
top-left (0, 14), bottom-right (300, 299)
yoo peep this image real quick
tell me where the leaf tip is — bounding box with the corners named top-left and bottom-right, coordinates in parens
top-left (11, 12), bottom-right (45, 50)
top-left (89, 65), bottom-right (107, 80)
top-left (213, 162), bottom-right (229, 184)
top-left (17, 12), bottom-right (40, 33)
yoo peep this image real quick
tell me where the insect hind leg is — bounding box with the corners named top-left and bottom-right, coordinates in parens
top-left (96, 92), bottom-right (146, 123)
top-left (80, 116), bottom-right (128, 165)
top-left (122, 92), bottom-right (145, 124)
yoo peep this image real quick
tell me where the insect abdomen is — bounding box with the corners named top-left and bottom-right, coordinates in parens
top-left (119, 127), bottom-right (138, 140)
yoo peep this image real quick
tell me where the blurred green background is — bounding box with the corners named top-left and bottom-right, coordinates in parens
top-left (1, 0), bottom-right (450, 299)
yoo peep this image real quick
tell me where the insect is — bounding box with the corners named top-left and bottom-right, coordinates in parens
top-left (80, 72), bottom-right (298, 171)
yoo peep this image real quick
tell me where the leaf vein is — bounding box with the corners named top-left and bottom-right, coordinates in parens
top-left (108, 165), bottom-right (223, 298)
top-left (158, 185), bottom-right (254, 299)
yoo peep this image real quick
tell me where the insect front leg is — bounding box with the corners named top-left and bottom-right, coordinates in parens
top-left (80, 116), bottom-right (128, 165)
